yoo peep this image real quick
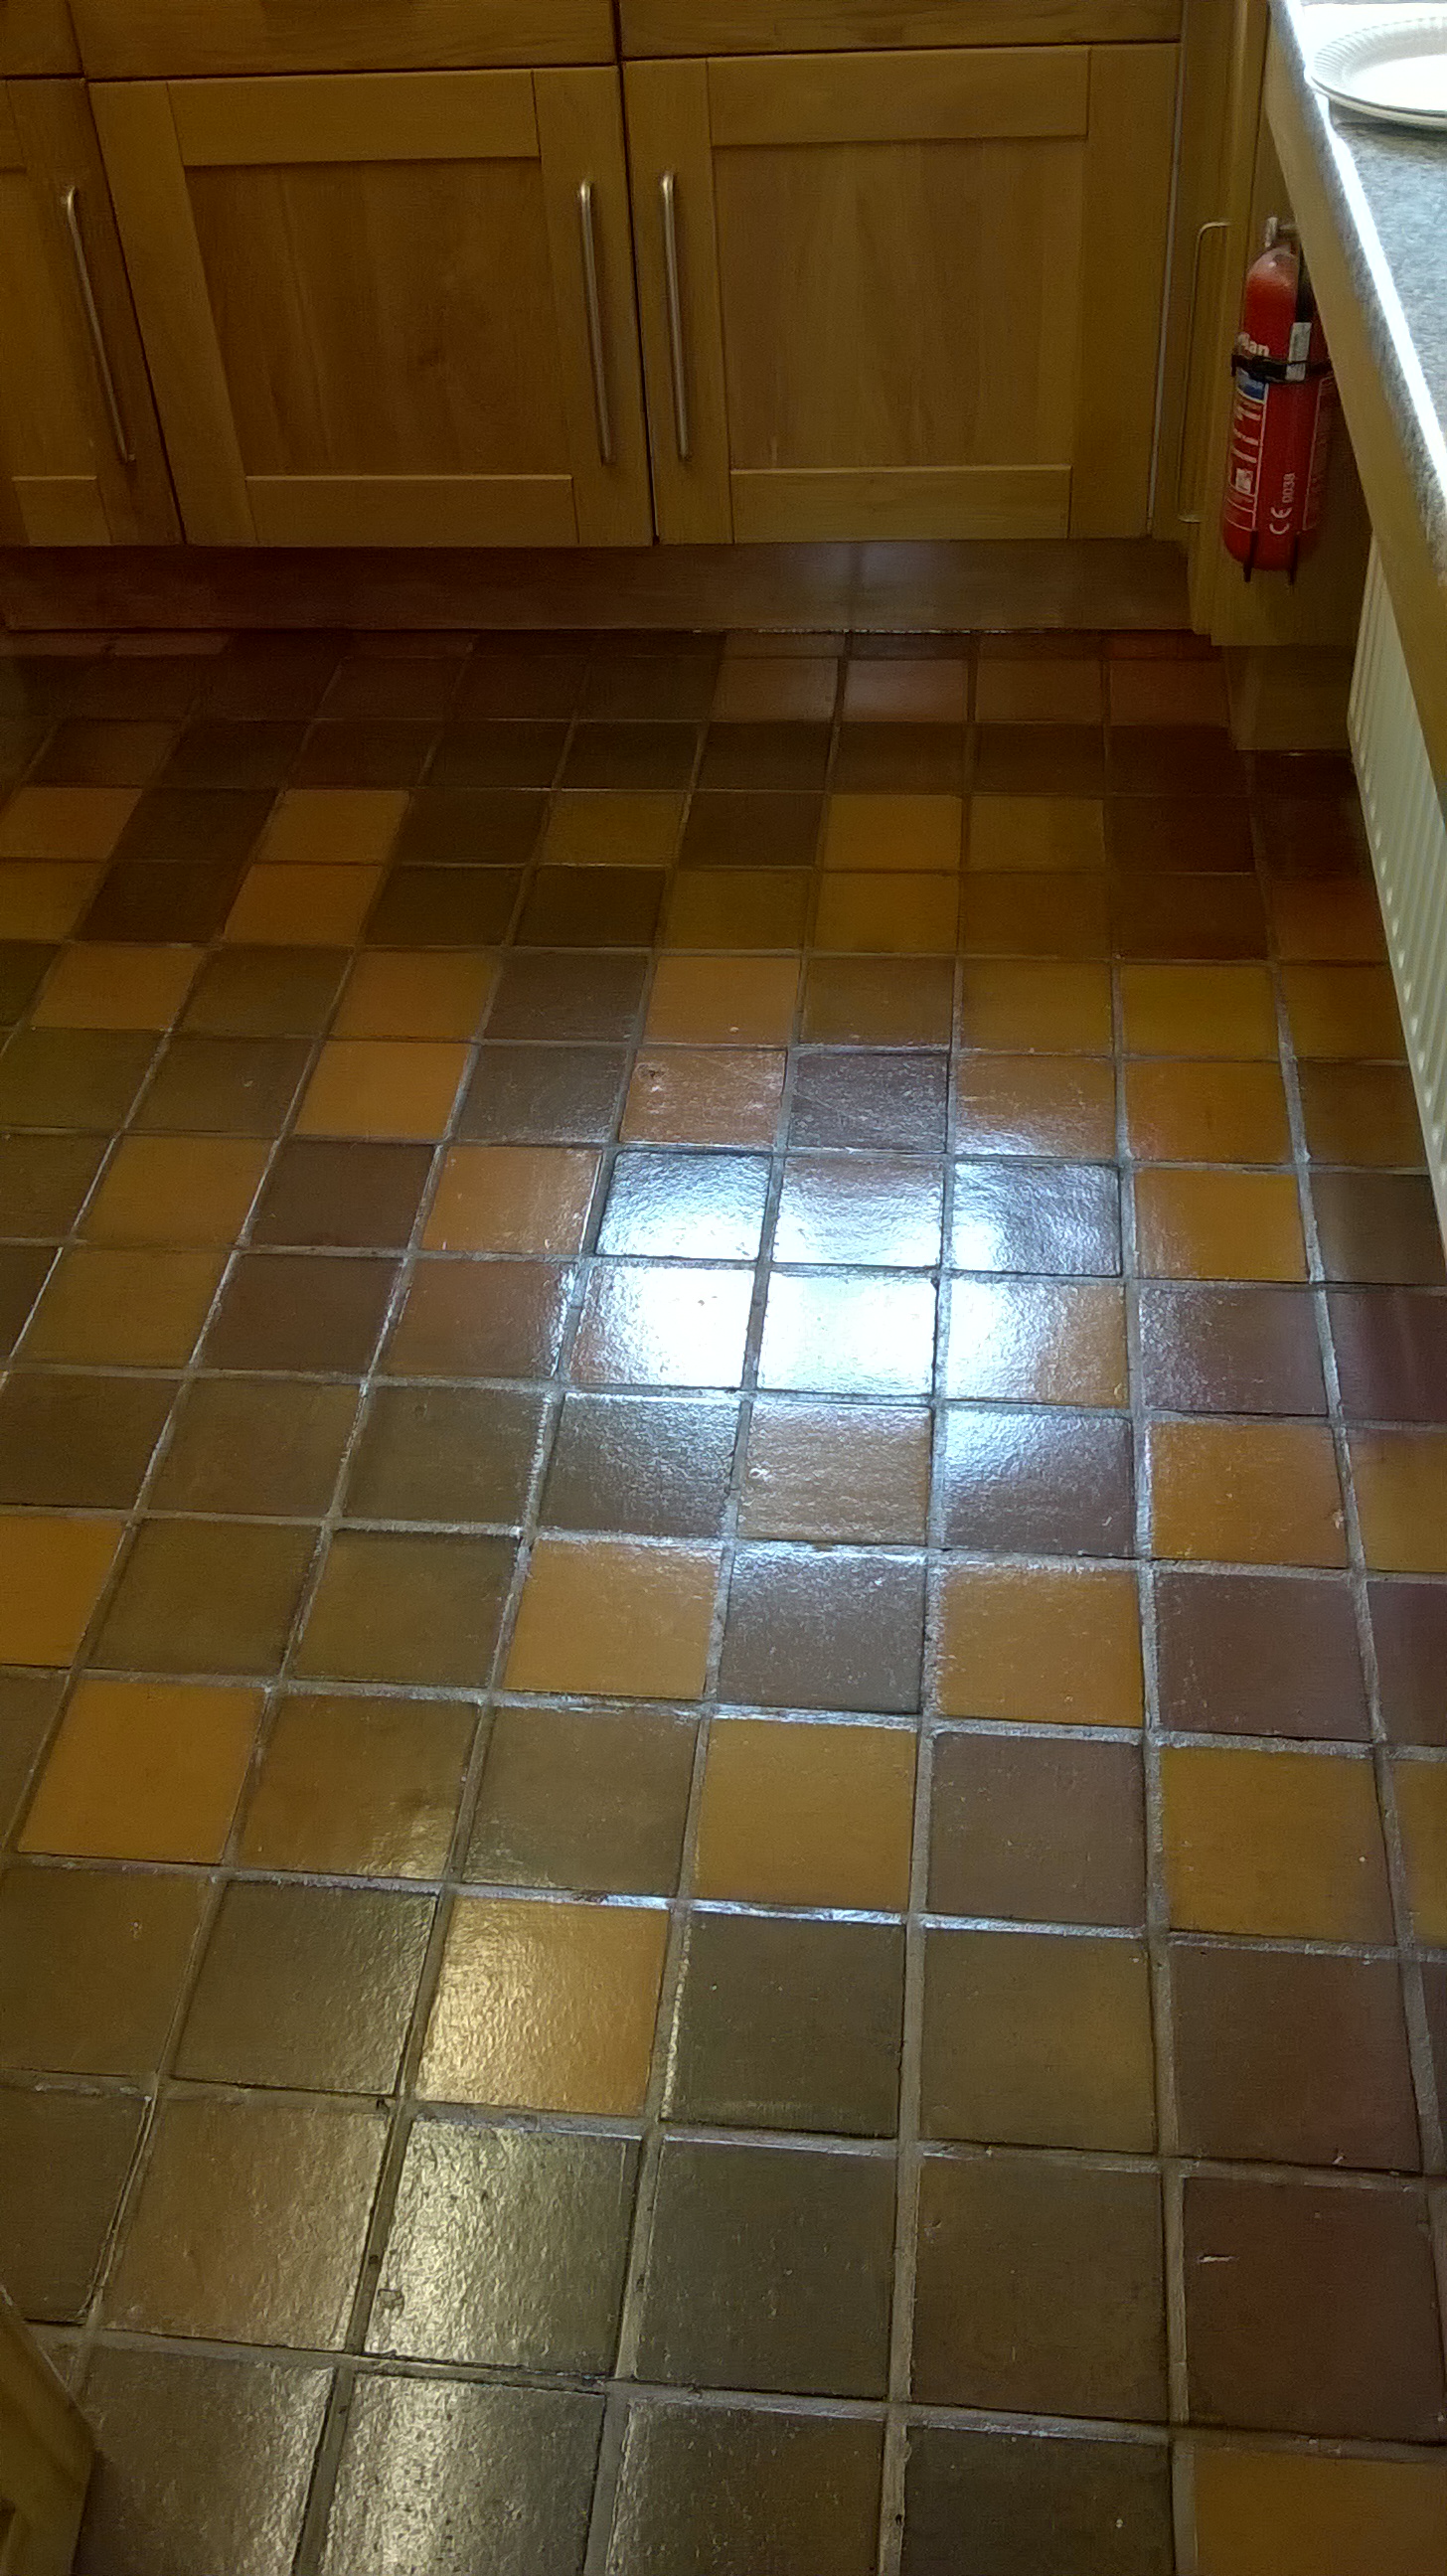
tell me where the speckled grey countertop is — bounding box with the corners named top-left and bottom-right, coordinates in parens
top-left (1270, 0), bottom-right (1447, 589)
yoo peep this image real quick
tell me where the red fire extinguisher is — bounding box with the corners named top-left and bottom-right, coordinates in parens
top-left (1222, 218), bottom-right (1335, 579)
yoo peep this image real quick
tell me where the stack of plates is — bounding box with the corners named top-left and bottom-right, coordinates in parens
top-left (1312, 11), bottom-right (1447, 126)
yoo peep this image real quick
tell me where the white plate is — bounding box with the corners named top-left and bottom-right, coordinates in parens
top-left (1313, 10), bottom-right (1447, 125)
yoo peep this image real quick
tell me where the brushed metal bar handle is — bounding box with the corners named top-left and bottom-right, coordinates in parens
top-left (1174, 217), bottom-right (1228, 525)
top-left (576, 179), bottom-right (613, 467)
top-left (62, 183), bottom-right (134, 469)
top-left (659, 170), bottom-right (691, 463)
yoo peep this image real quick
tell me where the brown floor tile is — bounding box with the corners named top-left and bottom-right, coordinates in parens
top-left (975, 660), bottom-right (1102, 724)
top-left (712, 656), bottom-right (839, 722)
top-left (0, 783), bottom-right (139, 858)
top-left (1109, 726), bottom-right (1246, 798)
top-left (1255, 789), bottom-right (1371, 881)
top-left (622, 1045), bottom-right (786, 1146)
top-left (974, 724), bottom-right (1103, 797)
top-left (740, 1397), bottom-right (931, 1541)
top-left (681, 789), bottom-right (822, 872)
top-left (1114, 874), bottom-right (1268, 962)
top-left (952, 1161), bottom-right (1121, 1274)
top-left (834, 723), bottom-right (965, 794)
top-left (94, 1522), bottom-right (316, 1678)
top-left (801, 956), bottom-right (954, 1046)
top-left (822, 793), bottom-right (962, 872)
top-left (240, 1691), bottom-right (472, 1877)
top-left (345, 1382), bottom-right (544, 1525)
top-left (108, 782), bottom-right (273, 871)
top-left (757, 1270), bottom-right (937, 1396)
top-left (846, 659), bottom-right (968, 721)
top-left (369, 2117), bottom-right (637, 2369)
top-left (902, 2425), bottom-right (1173, 2576)
top-left (318, 2379), bottom-right (601, 2576)
top-left (937, 1405), bottom-right (1134, 1555)
top-left (565, 723), bottom-right (698, 791)
top-left (75, 2349), bottom-right (330, 2576)
top-left (21, 1244), bottom-right (222, 1366)
top-left (1171, 1941), bottom-right (1418, 2169)
top-left (0, 1371), bottom-right (175, 1509)
top-left (418, 1894), bottom-right (666, 2112)
top-left (295, 720), bottom-right (434, 789)
top-left (505, 1536), bottom-right (718, 1698)
top-left (1109, 659), bottom-right (1228, 725)
top-left (1283, 961), bottom-right (1405, 1059)
top-left (968, 793), bottom-right (1106, 872)
top-left (959, 959), bottom-right (1112, 1051)
top-left (773, 1154), bottom-right (941, 1267)
top-left (0, 2089), bottom-right (143, 2322)
top-left (34, 719), bottom-right (178, 786)
top-left (394, 787), bottom-right (545, 869)
top-left (454, 651), bottom-right (586, 719)
top-left (1124, 1058), bottom-right (1291, 1165)
top-left (1155, 1568), bottom-right (1368, 1738)
top-left (1352, 1428), bottom-right (1447, 1571)
top-left (459, 1042), bottom-right (626, 1144)
top-left (0, 1866), bottom-right (205, 2075)
top-left (322, 657), bottom-right (462, 721)
top-left (912, 2151), bottom-right (1166, 2417)
top-left (0, 862), bottom-right (101, 941)
top-left (1312, 1171), bottom-right (1447, 1284)
top-left (80, 860), bottom-right (249, 946)
top-left (82, 1135), bottom-right (267, 1246)
top-left (386, 1256), bottom-right (571, 1379)
top-left (161, 720), bottom-right (303, 791)
top-left (609, 2403), bottom-right (882, 2576)
top-left (542, 1391), bottom-right (736, 1536)
top-left (1137, 1284), bottom-right (1325, 1413)
top-left (1270, 875), bottom-right (1387, 961)
top-left (20, 1679), bottom-right (260, 1860)
top-left (955, 1053), bottom-right (1117, 1157)
top-left (134, 1033), bottom-right (311, 1132)
top-left (106, 2095), bottom-right (385, 2344)
top-left (1184, 2174), bottom-right (1445, 2440)
top-left (599, 1149), bottom-right (768, 1260)
top-left (930, 1731), bottom-right (1145, 1926)
top-left (0, 1027), bottom-right (156, 1129)
top-left (1330, 1288), bottom-right (1447, 1421)
top-left (542, 791), bottom-right (684, 872)
top-left (791, 1049), bottom-right (949, 1151)
top-left (295, 1529), bottom-right (515, 1688)
top-left (30, 943), bottom-right (199, 1032)
top-left (0, 1132), bottom-right (104, 1235)
top-left (1120, 962), bottom-right (1277, 1057)
top-left (251, 1140), bottom-right (431, 1249)
top-left (666, 1911), bottom-right (903, 2134)
top-left (362, 865), bottom-right (520, 947)
top-left (0, 1513), bottom-right (123, 1665)
top-left (935, 1561), bottom-right (1144, 1725)
top-left (203, 1251), bottom-right (397, 1372)
top-left (583, 654), bottom-right (718, 721)
top-left (466, 1703), bottom-right (696, 1895)
top-left (636, 2136), bottom-right (893, 2397)
top-left (1134, 1169), bottom-right (1307, 1282)
top-left (814, 873), bottom-right (959, 955)
top-left (571, 1260), bottom-right (754, 1388)
top-left (176, 1881), bottom-right (431, 2090)
top-left (663, 869), bottom-right (812, 949)
top-left (921, 1927), bottom-right (1155, 2151)
top-left (515, 866), bottom-right (664, 948)
top-left (944, 1278), bottom-right (1128, 1404)
top-left (156, 1377), bottom-right (356, 1518)
top-left (1393, 1758), bottom-right (1447, 1941)
top-left (1298, 1060), bottom-right (1426, 1166)
top-left (1189, 2446), bottom-right (1447, 2576)
top-left (960, 873), bottom-right (1111, 961)
top-left (720, 1544), bottom-right (924, 1713)
top-left (334, 948), bottom-right (497, 1042)
top-left (0, 1243), bottom-right (52, 1354)
top-left (1160, 1745), bottom-right (1391, 1938)
top-left (1371, 1580), bottom-right (1447, 1744)
top-left (694, 1716), bottom-right (914, 1909)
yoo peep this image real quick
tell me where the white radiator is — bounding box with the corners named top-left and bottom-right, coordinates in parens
top-left (1348, 540), bottom-right (1447, 1240)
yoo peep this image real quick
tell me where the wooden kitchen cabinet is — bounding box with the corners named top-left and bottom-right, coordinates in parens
top-left (90, 66), bottom-right (653, 546)
top-left (624, 43), bottom-right (1178, 544)
top-left (0, 80), bottom-right (178, 543)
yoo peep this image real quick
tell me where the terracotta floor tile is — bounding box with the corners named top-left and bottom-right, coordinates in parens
top-left (945, 1278), bottom-right (1127, 1404)
top-left (297, 719), bottom-right (434, 789)
top-left (1190, 2447), bottom-right (1447, 2576)
top-left (1171, 1941), bottom-right (1418, 2168)
top-left (711, 655), bottom-right (839, 720)
top-left (332, 948), bottom-right (498, 1040)
top-left (821, 794), bottom-right (963, 872)
top-left (645, 954), bottom-right (799, 1045)
top-left (974, 660), bottom-right (1102, 724)
top-left (814, 874), bottom-right (959, 955)
top-left (0, 1513), bottom-right (122, 1664)
top-left (516, 867), bottom-right (664, 948)
top-left (152, 1377), bottom-right (357, 1518)
top-left (0, 784), bottom-right (139, 858)
top-left (663, 869), bottom-right (811, 949)
top-left (936, 1559), bottom-right (1143, 1724)
top-left (929, 1731), bottom-right (1146, 1926)
top-left (1330, 1288), bottom-right (1447, 1421)
top-left (1183, 2174), bottom-right (1445, 2440)
top-left (454, 650), bottom-right (585, 719)
top-left (106, 2096), bottom-right (385, 2345)
top-left (960, 872), bottom-right (1111, 961)
top-left (834, 721), bottom-right (965, 794)
top-left (801, 956), bottom-right (954, 1046)
top-left (1107, 658), bottom-right (1226, 725)
top-left (384, 1255), bottom-right (570, 1379)
top-left (75, 2351), bottom-right (330, 2576)
top-left (666, 1910), bottom-right (902, 2135)
top-left (422, 1143), bottom-right (598, 1253)
top-left (80, 859), bottom-right (247, 946)
top-left (542, 790), bottom-right (685, 869)
top-left (774, 1153), bottom-right (942, 1267)
top-left (1134, 1168), bottom-right (1307, 1281)
top-left (418, 1894), bottom-right (666, 2111)
top-left (176, 1880), bottom-right (431, 2091)
top-left (693, 1716), bottom-right (914, 1909)
top-left (295, 1036), bottom-right (467, 1139)
top-left (967, 794), bottom-right (1105, 871)
top-left (622, 1046), bottom-right (786, 1145)
top-left (1150, 1417), bottom-right (1345, 1564)
top-left (1114, 873), bottom-right (1268, 962)
top-left (161, 718), bottom-right (304, 791)
top-left (757, 1270), bottom-right (937, 1396)
top-left (912, 2152), bottom-right (1166, 2417)
top-left (346, 1381), bottom-right (543, 1526)
top-left (94, 1522), bottom-right (316, 1677)
top-left (505, 1535), bottom-right (719, 1698)
top-left (959, 959), bottom-right (1113, 1051)
top-left (0, 1866), bottom-right (205, 2076)
top-left (1109, 725), bottom-right (1245, 798)
top-left (954, 1053), bottom-right (1117, 1157)
top-left (568, 722), bottom-right (698, 789)
top-left (82, 1136), bottom-right (267, 1245)
top-left (1120, 962), bottom-right (1278, 1057)
top-left (542, 1391), bottom-right (735, 1537)
top-left (256, 786), bottom-right (406, 868)
top-left (1298, 1060), bottom-right (1426, 1166)
top-left (974, 723), bottom-right (1104, 797)
top-left (922, 1926), bottom-right (1155, 2151)
top-left (364, 864), bottom-right (520, 948)
top-left (1160, 1744), bottom-right (1391, 1937)
top-left (395, 786), bottom-right (544, 869)
top-left (29, 943), bottom-right (199, 1031)
top-left (467, 1703), bottom-right (696, 1895)
top-left (204, 1249), bottom-right (395, 1372)
top-left (295, 1529), bottom-right (515, 1688)
top-left (609, 2402), bottom-right (881, 2576)
top-left (35, 718), bottom-right (178, 785)
top-left (903, 2426), bottom-right (1172, 2576)
top-left (22, 1244), bottom-right (225, 1366)
top-left (19, 1679), bottom-right (260, 1860)
top-left (1155, 1567), bottom-right (1367, 1738)
top-left (0, 1675), bottom-right (63, 1842)
top-left (1283, 961), bottom-right (1405, 1058)
top-left (1124, 1058), bottom-right (1291, 1164)
top-left (223, 863), bottom-right (382, 946)
top-left (240, 1690), bottom-right (472, 1877)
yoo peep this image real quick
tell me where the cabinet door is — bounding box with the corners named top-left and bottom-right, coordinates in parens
top-left (625, 45), bottom-right (1177, 544)
top-left (0, 81), bottom-right (178, 543)
top-left (91, 68), bottom-right (653, 546)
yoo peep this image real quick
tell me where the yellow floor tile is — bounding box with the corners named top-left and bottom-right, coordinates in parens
top-left (19, 1678), bottom-right (262, 1860)
top-left (0, 862), bottom-right (103, 940)
top-left (30, 945), bottom-right (201, 1032)
top-left (814, 875), bottom-right (958, 955)
top-left (295, 1039), bottom-right (469, 1139)
top-left (505, 1537), bottom-right (719, 1699)
top-left (0, 784), bottom-right (139, 860)
top-left (332, 950), bottom-right (498, 1041)
top-left (223, 864), bottom-right (382, 946)
top-left (1161, 1745), bottom-right (1391, 1940)
top-left (417, 1896), bottom-right (667, 2113)
top-left (967, 796), bottom-right (1106, 872)
top-left (645, 956), bottom-right (800, 1046)
top-left (693, 1717), bottom-right (915, 1910)
top-left (1351, 1429), bottom-right (1447, 1574)
top-left (82, 1137), bottom-right (268, 1246)
top-left (1150, 1419), bottom-right (1347, 1567)
top-left (1121, 964), bottom-right (1279, 1058)
top-left (0, 1515), bottom-right (123, 1666)
top-left (935, 1562), bottom-right (1143, 1726)
top-left (1393, 1760), bottom-right (1447, 1943)
top-left (1134, 1168), bottom-right (1306, 1281)
top-left (960, 960), bottom-right (1113, 1052)
top-left (422, 1144), bottom-right (598, 1253)
top-left (256, 788), bottom-right (408, 868)
top-left (1190, 2446), bottom-right (1447, 2576)
top-left (822, 796), bottom-right (963, 873)
top-left (21, 1245), bottom-right (225, 1366)
top-left (542, 792), bottom-right (686, 869)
